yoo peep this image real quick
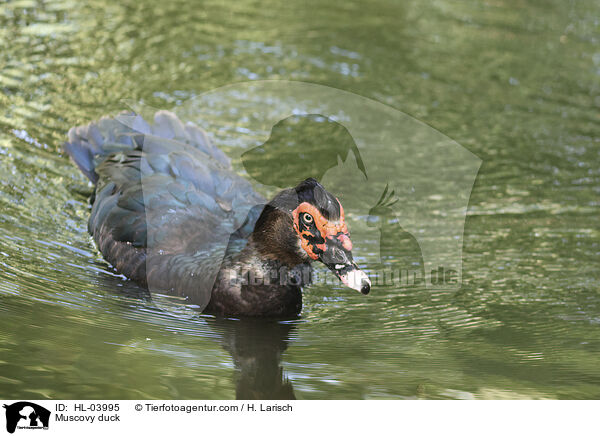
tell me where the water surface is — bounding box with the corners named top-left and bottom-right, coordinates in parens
top-left (0, 0), bottom-right (599, 399)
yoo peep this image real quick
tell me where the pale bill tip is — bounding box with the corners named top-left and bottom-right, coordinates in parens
top-left (340, 269), bottom-right (371, 293)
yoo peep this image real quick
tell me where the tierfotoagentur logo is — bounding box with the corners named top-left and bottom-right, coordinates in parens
top-left (3, 402), bottom-right (50, 434)
top-left (102, 80), bottom-right (480, 317)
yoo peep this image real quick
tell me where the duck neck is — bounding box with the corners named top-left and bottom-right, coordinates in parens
top-left (207, 205), bottom-right (313, 317)
top-left (209, 237), bottom-right (310, 317)
top-left (234, 237), bottom-right (311, 288)
top-left (249, 205), bottom-right (308, 267)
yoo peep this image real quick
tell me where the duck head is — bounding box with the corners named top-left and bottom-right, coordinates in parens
top-left (252, 178), bottom-right (371, 295)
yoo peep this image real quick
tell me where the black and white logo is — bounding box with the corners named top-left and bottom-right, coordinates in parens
top-left (3, 402), bottom-right (50, 434)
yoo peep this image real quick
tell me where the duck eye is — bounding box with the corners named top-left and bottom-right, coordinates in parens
top-left (302, 213), bottom-right (314, 224)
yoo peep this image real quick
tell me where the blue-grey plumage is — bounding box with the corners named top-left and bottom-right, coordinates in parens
top-left (65, 112), bottom-right (264, 310)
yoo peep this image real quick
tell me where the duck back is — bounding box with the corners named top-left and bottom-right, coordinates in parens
top-left (64, 111), bottom-right (265, 309)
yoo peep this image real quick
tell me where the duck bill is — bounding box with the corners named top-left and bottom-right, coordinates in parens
top-left (320, 245), bottom-right (371, 295)
top-left (336, 263), bottom-right (371, 295)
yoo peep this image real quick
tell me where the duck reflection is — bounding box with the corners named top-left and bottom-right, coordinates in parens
top-left (206, 317), bottom-right (297, 400)
top-left (103, 275), bottom-right (297, 400)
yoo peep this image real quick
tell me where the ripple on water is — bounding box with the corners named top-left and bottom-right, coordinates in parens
top-left (0, 0), bottom-right (599, 399)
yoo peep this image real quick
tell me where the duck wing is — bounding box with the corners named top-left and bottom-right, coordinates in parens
top-left (64, 111), bottom-right (265, 307)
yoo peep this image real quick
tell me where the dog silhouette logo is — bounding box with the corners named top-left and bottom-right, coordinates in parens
top-left (3, 402), bottom-right (50, 434)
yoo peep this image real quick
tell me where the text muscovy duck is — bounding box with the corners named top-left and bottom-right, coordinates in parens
top-left (64, 111), bottom-right (370, 318)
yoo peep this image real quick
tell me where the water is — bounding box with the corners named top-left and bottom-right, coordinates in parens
top-left (1, 0), bottom-right (599, 399)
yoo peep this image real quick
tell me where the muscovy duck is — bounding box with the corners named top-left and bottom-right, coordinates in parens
top-left (64, 111), bottom-right (370, 317)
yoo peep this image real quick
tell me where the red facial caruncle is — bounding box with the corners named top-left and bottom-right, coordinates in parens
top-left (292, 200), bottom-right (352, 260)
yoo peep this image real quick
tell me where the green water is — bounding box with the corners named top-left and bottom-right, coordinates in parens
top-left (1, 0), bottom-right (599, 399)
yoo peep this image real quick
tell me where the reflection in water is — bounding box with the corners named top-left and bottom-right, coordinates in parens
top-left (101, 276), bottom-right (297, 399)
top-left (207, 318), bottom-right (296, 400)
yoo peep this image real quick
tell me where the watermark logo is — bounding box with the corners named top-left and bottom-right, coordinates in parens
top-left (108, 80), bottom-right (480, 314)
top-left (3, 402), bottom-right (50, 434)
